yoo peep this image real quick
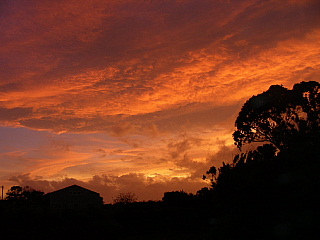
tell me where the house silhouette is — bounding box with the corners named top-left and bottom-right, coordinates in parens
top-left (48, 185), bottom-right (103, 209)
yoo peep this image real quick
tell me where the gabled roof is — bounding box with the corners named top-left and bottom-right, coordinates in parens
top-left (48, 184), bottom-right (100, 195)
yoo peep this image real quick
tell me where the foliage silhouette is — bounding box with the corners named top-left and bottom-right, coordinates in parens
top-left (162, 190), bottom-right (194, 205)
top-left (113, 192), bottom-right (138, 205)
top-left (6, 185), bottom-right (44, 204)
top-left (233, 81), bottom-right (320, 151)
top-left (203, 81), bottom-right (320, 239)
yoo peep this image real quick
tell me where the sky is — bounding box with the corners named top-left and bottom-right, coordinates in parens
top-left (0, 0), bottom-right (319, 203)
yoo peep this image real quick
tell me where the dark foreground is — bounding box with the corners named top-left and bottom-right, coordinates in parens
top-left (1, 193), bottom-right (319, 240)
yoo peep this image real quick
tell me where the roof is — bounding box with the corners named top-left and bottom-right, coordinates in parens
top-left (48, 184), bottom-right (100, 195)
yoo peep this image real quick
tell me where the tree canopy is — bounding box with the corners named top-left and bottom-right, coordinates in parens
top-left (233, 81), bottom-right (320, 151)
top-left (6, 185), bottom-right (44, 203)
top-left (202, 81), bottom-right (320, 239)
top-left (204, 80), bottom-right (320, 197)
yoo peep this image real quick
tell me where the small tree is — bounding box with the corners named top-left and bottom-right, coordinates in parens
top-left (6, 186), bottom-right (23, 201)
top-left (113, 192), bottom-right (138, 205)
top-left (6, 185), bottom-right (44, 203)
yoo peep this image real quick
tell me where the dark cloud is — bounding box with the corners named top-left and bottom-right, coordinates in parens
top-left (0, 107), bottom-right (33, 121)
top-left (0, 0), bottom-right (319, 132)
top-left (168, 137), bottom-right (203, 159)
top-left (122, 103), bottom-right (241, 135)
top-left (111, 122), bottom-right (137, 137)
top-left (210, 0), bottom-right (320, 60)
top-left (0, 83), bottom-right (23, 93)
top-left (14, 102), bottom-right (240, 135)
top-left (2, 0), bottom-right (317, 92)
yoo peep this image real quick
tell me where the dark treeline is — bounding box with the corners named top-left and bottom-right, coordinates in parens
top-left (1, 193), bottom-right (209, 240)
top-left (1, 81), bottom-right (319, 239)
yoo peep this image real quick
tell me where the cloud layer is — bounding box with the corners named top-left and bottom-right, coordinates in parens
top-left (0, 0), bottom-right (319, 201)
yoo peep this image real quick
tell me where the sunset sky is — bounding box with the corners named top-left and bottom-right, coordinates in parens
top-left (0, 0), bottom-right (319, 203)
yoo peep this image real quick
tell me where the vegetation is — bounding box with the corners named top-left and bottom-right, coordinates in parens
top-left (113, 192), bottom-right (138, 205)
top-left (202, 81), bottom-right (320, 239)
top-left (5, 185), bottom-right (45, 204)
top-left (234, 81), bottom-right (319, 151)
top-left (1, 81), bottom-right (319, 239)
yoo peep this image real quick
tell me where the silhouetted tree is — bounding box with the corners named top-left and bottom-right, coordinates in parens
top-left (202, 81), bottom-right (320, 239)
top-left (205, 166), bottom-right (217, 187)
top-left (6, 186), bottom-right (23, 201)
top-left (233, 81), bottom-right (320, 151)
top-left (113, 192), bottom-right (138, 205)
top-left (232, 144), bottom-right (277, 166)
top-left (205, 81), bottom-right (320, 192)
top-left (21, 186), bottom-right (45, 203)
top-left (6, 185), bottom-right (44, 204)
